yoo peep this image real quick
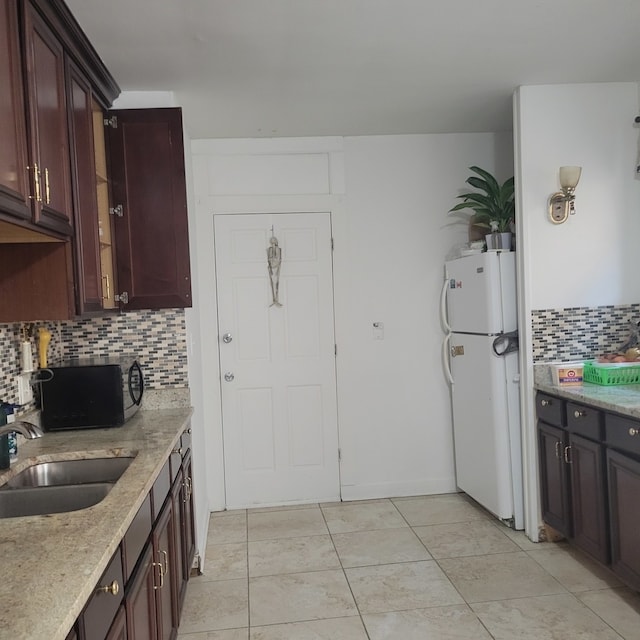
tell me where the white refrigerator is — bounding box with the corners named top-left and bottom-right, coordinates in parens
top-left (441, 251), bottom-right (524, 530)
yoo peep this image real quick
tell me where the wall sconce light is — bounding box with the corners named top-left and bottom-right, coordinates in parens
top-left (548, 166), bottom-right (582, 224)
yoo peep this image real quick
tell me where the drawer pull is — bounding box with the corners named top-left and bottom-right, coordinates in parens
top-left (629, 427), bottom-right (639, 437)
top-left (564, 445), bottom-right (572, 464)
top-left (173, 447), bottom-right (183, 455)
top-left (555, 441), bottom-right (561, 459)
top-left (541, 399), bottom-right (551, 407)
top-left (574, 410), bottom-right (587, 419)
top-left (96, 579), bottom-right (119, 596)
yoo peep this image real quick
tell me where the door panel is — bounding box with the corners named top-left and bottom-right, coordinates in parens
top-left (215, 212), bottom-right (339, 507)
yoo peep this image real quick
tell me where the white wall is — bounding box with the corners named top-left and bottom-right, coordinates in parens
top-left (191, 131), bottom-right (513, 508)
top-left (516, 82), bottom-right (640, 311)
top-left (514, 81), bottom-right (640, 539)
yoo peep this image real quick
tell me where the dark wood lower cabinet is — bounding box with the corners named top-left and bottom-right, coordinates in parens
top-left (154, 496), bottom-right (179, 640)
top-left (126, 545), bottom-right (157, 640)
top-left (172, 468), bottom-right (187, 608)
top-left (538, 422), bottom-right (571, 536)
top-left (76, 427), bottom-right (196, 640)
top-left (569, 433), bottom-right (609, 563)
top-left (105, 605), bottom-right (127, 640)
top-left (537, 392), bottom-right (640, 592)
top-left (181, 452), bottom-right (196, 585)
top-left (607, 449), bottom-right (640, 590)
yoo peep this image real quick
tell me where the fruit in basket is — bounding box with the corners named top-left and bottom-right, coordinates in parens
top-left (597, 349), bottom-right (640, 363)
top-left (598, 353), bottom-right (627, 363)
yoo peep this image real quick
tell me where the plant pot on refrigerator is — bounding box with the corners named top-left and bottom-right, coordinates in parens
top-left (485, 232), bottom-right (512, 251)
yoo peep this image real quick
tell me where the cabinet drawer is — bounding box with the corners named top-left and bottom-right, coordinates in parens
top-left (536, 393), bottom-right (564, 427)
top-left (151, 459), bottom-right (171, 522)
top-left (606, 414), bottom-right (640, 457)
top-left (567, 401), bottom-right (602, 440)
top-left (78, 546), bottom-right (124, 640)
top-left (122, 493), bottom-right (152, 582)
top-left (170, 427), bottom-right (193, 480)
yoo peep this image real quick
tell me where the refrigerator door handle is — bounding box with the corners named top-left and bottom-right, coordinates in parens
top-left (443, 333), bottom-right (454, 385)
top-left (440, 277), bottom-right (451, 333)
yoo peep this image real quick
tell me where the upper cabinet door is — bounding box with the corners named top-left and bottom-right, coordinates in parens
top-left (108, 108), bottom-right (192, 310)
top-left (0, 0), bottom-right (30, 221)
top-left (66, 59), bottom-right (103, 313)
top-left (23, 2), bottom-right (73, 235)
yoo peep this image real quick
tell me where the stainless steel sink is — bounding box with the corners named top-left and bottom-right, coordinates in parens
top-left (0, 456), bottom-right (135, 518)
top-left (0, 483), bottom-right (113, 518)
top-left (3, 457), bottom-right (134, 488)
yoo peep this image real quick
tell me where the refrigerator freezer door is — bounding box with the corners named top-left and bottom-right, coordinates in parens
top-left (449, 332), bottom-right (522, 524)
top-left (445, 252), bottom-right (517, 334)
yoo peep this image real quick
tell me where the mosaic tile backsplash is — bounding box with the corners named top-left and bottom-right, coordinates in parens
top-left (532, 303), bottom-right (640, 362)
top-left (0, 309), bottom-right (188, 412)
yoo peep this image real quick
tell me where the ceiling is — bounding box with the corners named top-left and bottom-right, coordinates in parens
top-left (65, 0), bottom-right (640, 140)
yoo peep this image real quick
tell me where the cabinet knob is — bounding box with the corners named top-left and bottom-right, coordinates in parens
top-left (96, 579), bottom-right (119, 596)
top-left (574, 410), bottom-right (587, 419)
top-left (541, 399), bottom-right (551, 407)
top-left (629, 427), bottom-right (639, 437)
top-left (173, 447), bottom-right (184, 455)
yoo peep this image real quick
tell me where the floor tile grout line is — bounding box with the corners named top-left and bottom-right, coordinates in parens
top-left (319, 501), bottom-right (374, 640)
top-left (198, 497), bottom-right (640, 638)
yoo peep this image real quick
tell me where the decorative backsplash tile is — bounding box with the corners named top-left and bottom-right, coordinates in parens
top-left (0, 310), bottom-right (188, 412)
top-left (532, 304), bottom-right (640, 362)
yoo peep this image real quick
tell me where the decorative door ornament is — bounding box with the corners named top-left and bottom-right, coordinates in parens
top-left (267, 233), bottom-right (283, 307)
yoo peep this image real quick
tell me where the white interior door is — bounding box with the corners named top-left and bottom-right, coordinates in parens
top-left (214, 212), bottom-right (340, 508)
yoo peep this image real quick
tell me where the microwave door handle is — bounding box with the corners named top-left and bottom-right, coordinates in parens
top-left (130, 361), bottom-right (144, 405)
top-left (440, 278), bottom-right (451, 333)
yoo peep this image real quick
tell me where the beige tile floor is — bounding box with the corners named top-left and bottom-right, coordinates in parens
top-left (177, 493), bottom-right (640, 639)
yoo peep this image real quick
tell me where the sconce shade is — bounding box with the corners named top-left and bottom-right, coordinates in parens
top-left (559, 166), bottom-right (582, 189)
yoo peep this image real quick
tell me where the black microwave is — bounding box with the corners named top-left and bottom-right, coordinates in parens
top-left (38, 356), bottom-right (144, 431)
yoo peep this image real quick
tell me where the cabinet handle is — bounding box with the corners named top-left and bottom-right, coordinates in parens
top-left (629, 427), bottom-right (639, 437)
top-left (28, 164), bottom-right (42, 202)
top-left (564, 445), bottom-right (572, 464)
top-left (574, 410), bottom-right (587, 419)
top-left (555, 441), bottom-right (561, 459)
top-left (95, 579), bottom-right (119, 596)
top-left (102, 274), bottom-right (111, 300)
top-left (541, 399), bottom-right (551, 407)
top-left (160, 549), bottom-right (168, 575)
top-left (43, 167), bottom-right (50, 204)
top-left (153, 561), bottom-right (164, 589)
top-left (183, 476), bottom-right (192, 503)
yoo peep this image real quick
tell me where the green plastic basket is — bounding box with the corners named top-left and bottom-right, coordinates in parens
top-left (583, 361), bottom-right (640, 386)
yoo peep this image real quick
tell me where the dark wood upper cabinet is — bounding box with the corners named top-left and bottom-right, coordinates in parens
top-left (22, 1), bottom-right (74, 235)
top-left (66, 58), bottom-right (118, 315)
top-left (107, 108), bottom-right (192, 310)
top-left (66, 59), bottom-right (102, 312)
top-left (0, 0), bottom-right (31, 223)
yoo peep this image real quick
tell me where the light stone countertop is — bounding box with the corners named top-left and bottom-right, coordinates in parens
top-left (0, 407), bottom-right (193, 640)
top-left (534, 364), bottom-right (640, 419)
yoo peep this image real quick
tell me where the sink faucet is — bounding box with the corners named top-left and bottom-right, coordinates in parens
top-left (0, 422), bottom-right (44, 470)
top-left (0, 421), bottom-right (44, 440)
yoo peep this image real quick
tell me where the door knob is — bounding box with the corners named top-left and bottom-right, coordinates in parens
top-left (224, 372), bottom-right (235, 382)
top-left (222, 333), bottom-right (233, 344)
